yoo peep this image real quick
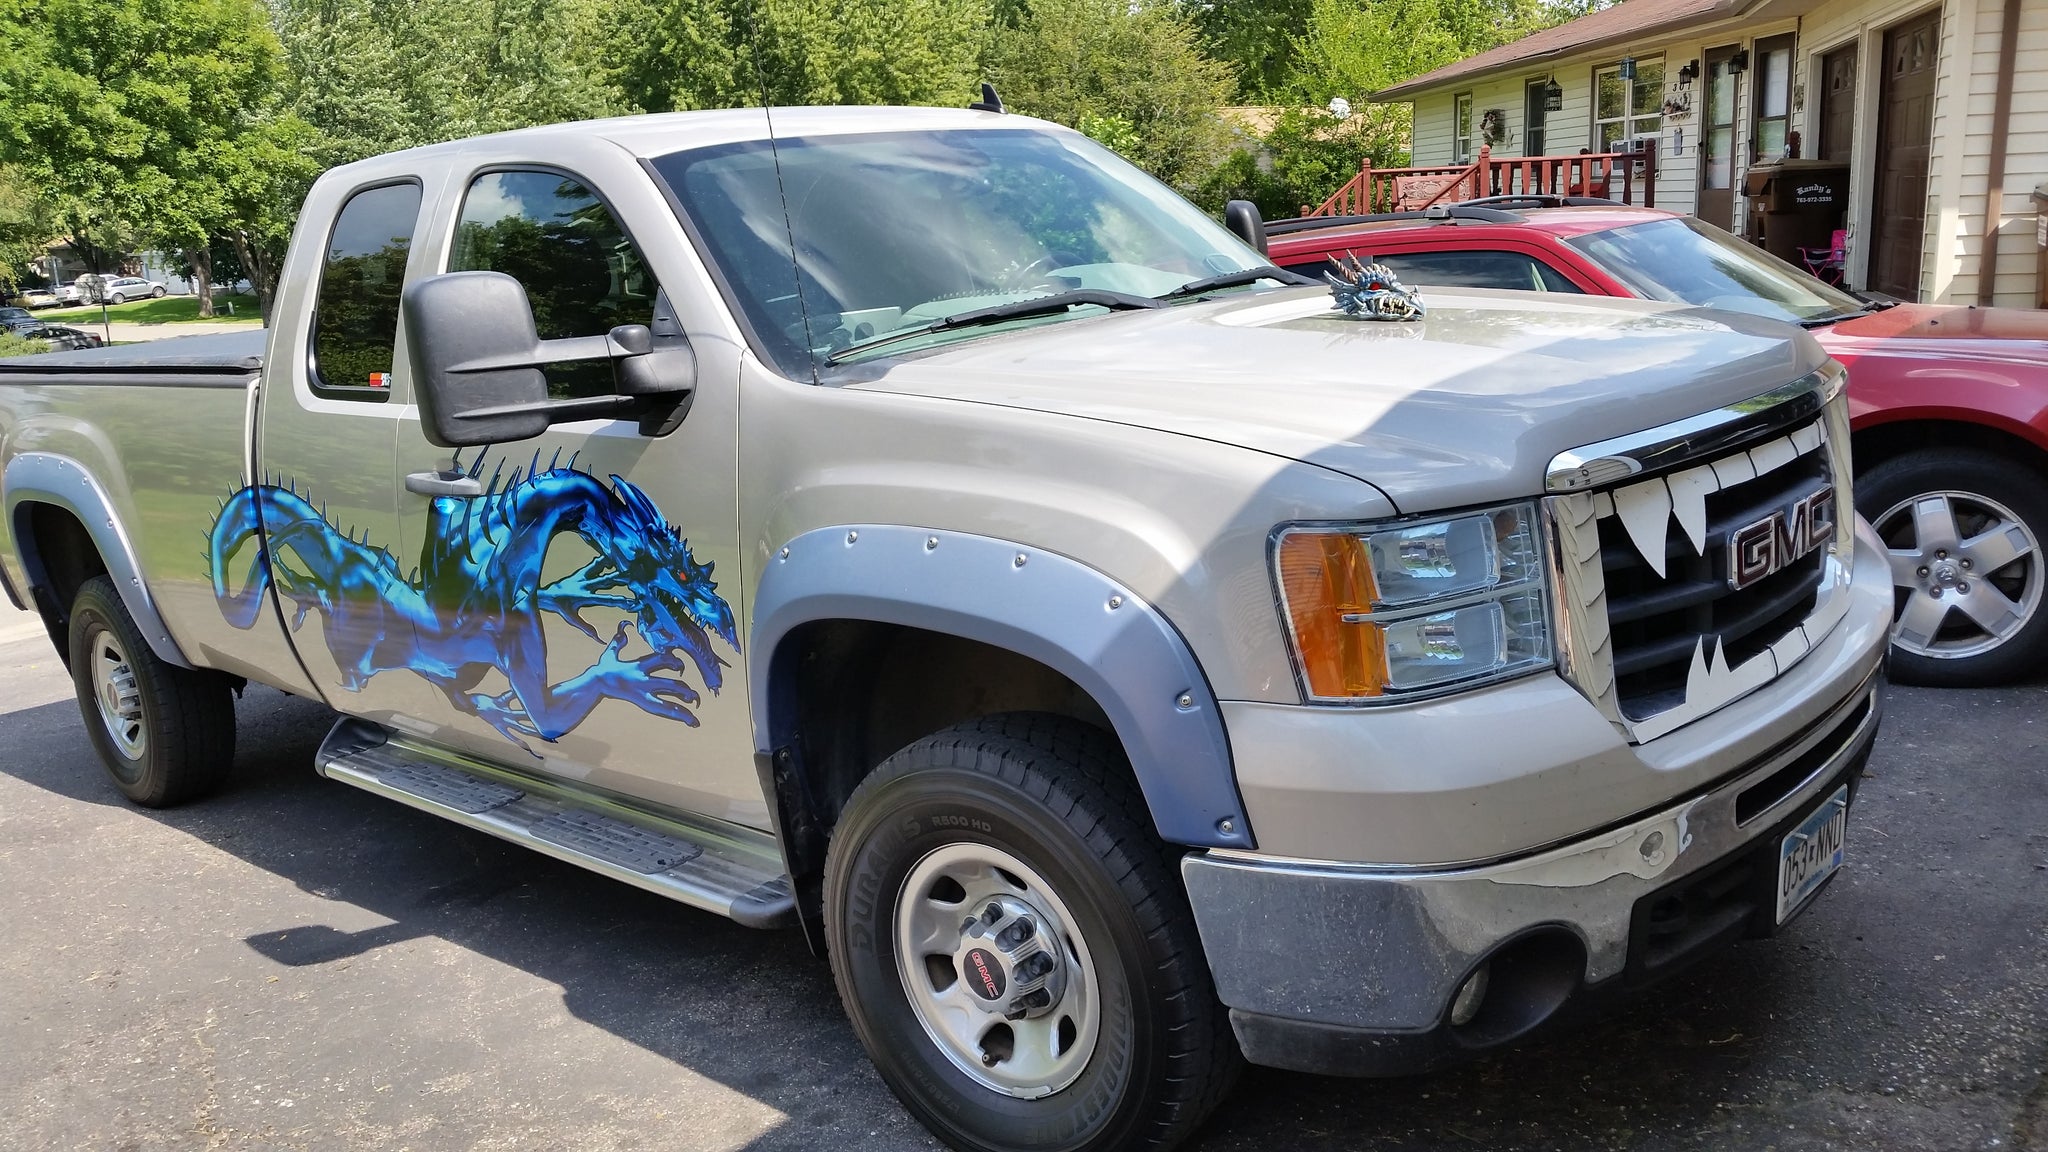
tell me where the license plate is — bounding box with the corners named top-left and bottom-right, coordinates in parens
top-left (1776, 785), bottom-right (1849, 924)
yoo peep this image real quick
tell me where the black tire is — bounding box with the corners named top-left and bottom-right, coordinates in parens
top-left (823, 714), bottom-right (1239, 1152)
top-left (150, 286), bottom-right (165, 298)
top-left (67, 575), bottom-right (236, 806)
top-left (1856, 448), bottom-right (2048, 686)
top-left (109, 293), bottom-right (125, 305)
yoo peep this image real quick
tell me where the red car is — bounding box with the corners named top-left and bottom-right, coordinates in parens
top-left (1265, 200), bottom-right (2048, 687)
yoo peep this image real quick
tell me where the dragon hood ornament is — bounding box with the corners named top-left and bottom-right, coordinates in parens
top-left (1324, 255), bottom-right (1426, 321)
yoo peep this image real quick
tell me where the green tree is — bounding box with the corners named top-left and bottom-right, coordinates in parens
top-left (988, 0), bottom-right (1237, 192)
top-left (1180, 0), bottom-right (1314, 98)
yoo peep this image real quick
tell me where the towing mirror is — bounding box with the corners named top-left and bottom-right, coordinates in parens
top-left (1224, 199), bottom-right (1269, 256)
top-left (401, 271), bottom-right (695, 448)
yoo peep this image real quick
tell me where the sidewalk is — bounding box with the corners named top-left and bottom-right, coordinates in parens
top-left (91, 319), bottom-right (263, 344)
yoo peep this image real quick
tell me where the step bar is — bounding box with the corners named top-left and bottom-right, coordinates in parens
top-left (316, 718), bottom-right (795, 929)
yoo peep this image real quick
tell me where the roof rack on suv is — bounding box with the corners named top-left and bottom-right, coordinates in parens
top-left (1460, 194), bottom-right (1621, 209)
top-left (1263, 203), bottom-right (1527, 236)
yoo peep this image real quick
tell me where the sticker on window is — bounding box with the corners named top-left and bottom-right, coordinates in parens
top-left (368, 372), bottom-right (391, 389)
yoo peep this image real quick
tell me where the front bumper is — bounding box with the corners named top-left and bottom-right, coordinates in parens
top-left (1185, 675), bottom-right (1879, 1075)
top-left (1183, 524), bottom-right (1893, 1077)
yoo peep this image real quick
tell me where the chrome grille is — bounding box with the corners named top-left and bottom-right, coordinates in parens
top-left (1545, 367), bottom-right (1856, 743)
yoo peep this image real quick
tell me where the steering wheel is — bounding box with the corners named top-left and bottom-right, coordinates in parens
top-left (1001, 251), bottom-right (1084, 292)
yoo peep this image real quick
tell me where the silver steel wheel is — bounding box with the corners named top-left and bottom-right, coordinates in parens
top-left (1876, 489), bottom-right (2044, 660)
top-left (893, 842), bottom-right (1102, 1099)
top-left (90, 628), bottom-right (146, 758)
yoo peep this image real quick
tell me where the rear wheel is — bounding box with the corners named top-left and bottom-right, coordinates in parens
top-left (1858, 448), bottom-right (2048, 686)
top-left (824, 714), bottom-right (1238, 1152)
top-left (109, 292), bottom-right (126, 304)
top-left (67, 576), bottom-right (236, 806)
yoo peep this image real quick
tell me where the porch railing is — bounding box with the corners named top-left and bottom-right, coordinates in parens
top-left (1301, 144), bottom-right (1658, 217)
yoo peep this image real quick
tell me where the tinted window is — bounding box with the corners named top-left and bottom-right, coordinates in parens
top-left (311, 181), bottom-right (422, 396)
top-left (1369, 250), bottom-right (1583, 293)
top-left (450, 169), bottom-right (655, 398)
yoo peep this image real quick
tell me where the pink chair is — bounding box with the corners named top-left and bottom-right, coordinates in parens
top-left (1800, 229), bottom-right (1848, 285)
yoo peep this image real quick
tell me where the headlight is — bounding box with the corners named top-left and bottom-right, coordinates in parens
top-left (1273, 503), bottom-right (1553, 702)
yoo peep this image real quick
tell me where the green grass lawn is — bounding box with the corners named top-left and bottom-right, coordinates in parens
top-left (39, 293), bottom-right (261, 325)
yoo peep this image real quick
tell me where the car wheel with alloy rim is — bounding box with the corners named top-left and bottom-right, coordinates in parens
top-left (1858, 448), bottom-right (2048, 686)
top-left (109, 293), bottom-right (126, 304)
top-left (824, 713), bottom-right (1239, 1152)
top-left (150, 286), bottom-right (166, 298)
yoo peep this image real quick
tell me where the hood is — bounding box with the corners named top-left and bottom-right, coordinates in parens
top-left (1821, 303), bottom-right (2048, 371)
top-left (840, 287), bottom-right (1824, 513)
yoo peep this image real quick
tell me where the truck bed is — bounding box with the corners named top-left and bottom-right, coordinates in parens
top-left (0, 329), bottom-right (264, 385)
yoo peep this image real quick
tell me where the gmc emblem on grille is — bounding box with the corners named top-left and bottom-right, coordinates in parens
top-left (1728, 487), bottom-right (1836, 590)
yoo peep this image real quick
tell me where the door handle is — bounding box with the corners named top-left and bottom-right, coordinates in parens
top-left (405, 469), bottom-right (484, 498)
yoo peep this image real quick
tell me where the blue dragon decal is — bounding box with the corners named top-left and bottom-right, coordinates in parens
top-left (1324, 254), bottom-right (1426, 321)
top-left (207, 451), bottom-right (737, 751)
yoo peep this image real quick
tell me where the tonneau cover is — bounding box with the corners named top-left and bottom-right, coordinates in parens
top-left (0, 329), bottom-right (265, 375)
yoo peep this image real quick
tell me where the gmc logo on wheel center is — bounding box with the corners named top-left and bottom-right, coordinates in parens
top-left (1728, 487), bottom-right (1836, 591)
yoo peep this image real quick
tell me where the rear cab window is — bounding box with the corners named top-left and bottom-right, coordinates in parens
top-left (310, 180), bottom-right (424, 400)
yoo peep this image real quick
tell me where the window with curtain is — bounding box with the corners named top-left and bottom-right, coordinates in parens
top-left (1454, 93), bottom-right (1475, 162)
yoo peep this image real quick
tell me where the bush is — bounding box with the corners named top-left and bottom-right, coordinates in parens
top-left (0, 331), bottom-right (48, 359)
top-left (1194, 105), bottom-right (1408, 219)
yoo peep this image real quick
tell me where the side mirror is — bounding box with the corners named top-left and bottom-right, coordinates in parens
top-left (402, 270), bottom-right (695, 448)
top-left (1224, 199), bottom-right (1269, 256)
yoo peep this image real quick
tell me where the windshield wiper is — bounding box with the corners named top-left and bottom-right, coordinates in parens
top-left (824, 288), bottom-right (1164, 364)
top-left (1159, 267), bottom-right (1314, 298)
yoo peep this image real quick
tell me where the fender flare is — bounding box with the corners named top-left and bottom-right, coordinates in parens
top-left (751, 524), bottom-right (1253, 850)
top-left (4, 452), bottom-right (196, 668)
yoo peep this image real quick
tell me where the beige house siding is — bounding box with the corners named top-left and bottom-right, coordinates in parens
top-left (1380, 0), bottom-right (2046, 308)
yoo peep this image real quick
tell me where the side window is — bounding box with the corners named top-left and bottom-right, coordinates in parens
top-left (1372, 250), bottom-right (1585, 293)
top-left (449, 169), bottom-right (656, 399)
top-left (311, 180), bottom-right (422, 397)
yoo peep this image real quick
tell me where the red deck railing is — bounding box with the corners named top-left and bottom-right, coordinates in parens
top-left (1302, 144), bottom-right (1658, 216)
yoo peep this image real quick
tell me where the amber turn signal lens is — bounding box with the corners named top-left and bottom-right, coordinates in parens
top-left (1276, 532), bottom-right (1387, 697)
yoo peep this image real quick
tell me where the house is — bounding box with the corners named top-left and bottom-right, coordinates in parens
top-left (1371, 0), bottom-right (2046, 307)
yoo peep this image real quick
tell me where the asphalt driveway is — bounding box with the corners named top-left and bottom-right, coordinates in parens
top-left (0, 618), bottom-right (2041, 1151)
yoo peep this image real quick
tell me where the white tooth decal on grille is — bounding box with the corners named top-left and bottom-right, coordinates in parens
top-left (1665, 465), bottom-right (1719, 556)
top-left (1613, 477), bottom-right (1674, 577)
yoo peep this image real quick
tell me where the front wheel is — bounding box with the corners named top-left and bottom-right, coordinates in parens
top-left (824, 714), bottom-right (1238, 1152)
top-left (1858, 448), bottom-right (2048, 686)
top-left (68, 575), bottom-right (237, 805)
top-left (150, 286), bottom-right (165, 298)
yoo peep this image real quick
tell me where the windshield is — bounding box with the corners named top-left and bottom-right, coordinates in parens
top-left (649, 127), bottom-right (1268, 375)
top-left (1568, 216), bottom-right (1866, 325)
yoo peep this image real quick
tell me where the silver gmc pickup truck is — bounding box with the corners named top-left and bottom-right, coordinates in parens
top-left (0, 107), bottom-right (1891, 1152)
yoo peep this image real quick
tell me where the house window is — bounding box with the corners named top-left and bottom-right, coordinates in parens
top-left (1593, 58), bottom-right (1664, 151)
top-left (1524, 79), bottom-right (1550, 155)
top-left (1751, 34), bottom-right (1795, 162)
top-left (1454, 92), bottom-right (1475, 162)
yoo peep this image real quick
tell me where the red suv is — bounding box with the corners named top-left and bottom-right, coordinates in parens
top-left (1266, 200), bottom-right (2048, 687)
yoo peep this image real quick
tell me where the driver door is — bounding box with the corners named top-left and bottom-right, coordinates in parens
top-left (388, 139), bottom-right (759, 825)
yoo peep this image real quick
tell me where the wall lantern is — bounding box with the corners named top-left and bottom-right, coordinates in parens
top-left (1677, 59), bottom-right (1700, 87)
top-left (1619, 57), bottom-right (1637, 81)
top-left (1729, 48), bottom-right (1750, 73)
top-left (1543, 77), bottom-right (1564, 111)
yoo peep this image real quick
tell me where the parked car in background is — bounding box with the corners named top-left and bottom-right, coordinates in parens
top-left (20, 287), bottom-right (59, 309)
top-left (35, 323), bottom-right (105, 350)
top-left (98, 276), bottom-right (167, 304)
top-left (0, 308), bottom-right (102, 353)
top-left (51, 282), bottom-right (82, 305)
top-left (1268, 200), bottom-right (2048, 687)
